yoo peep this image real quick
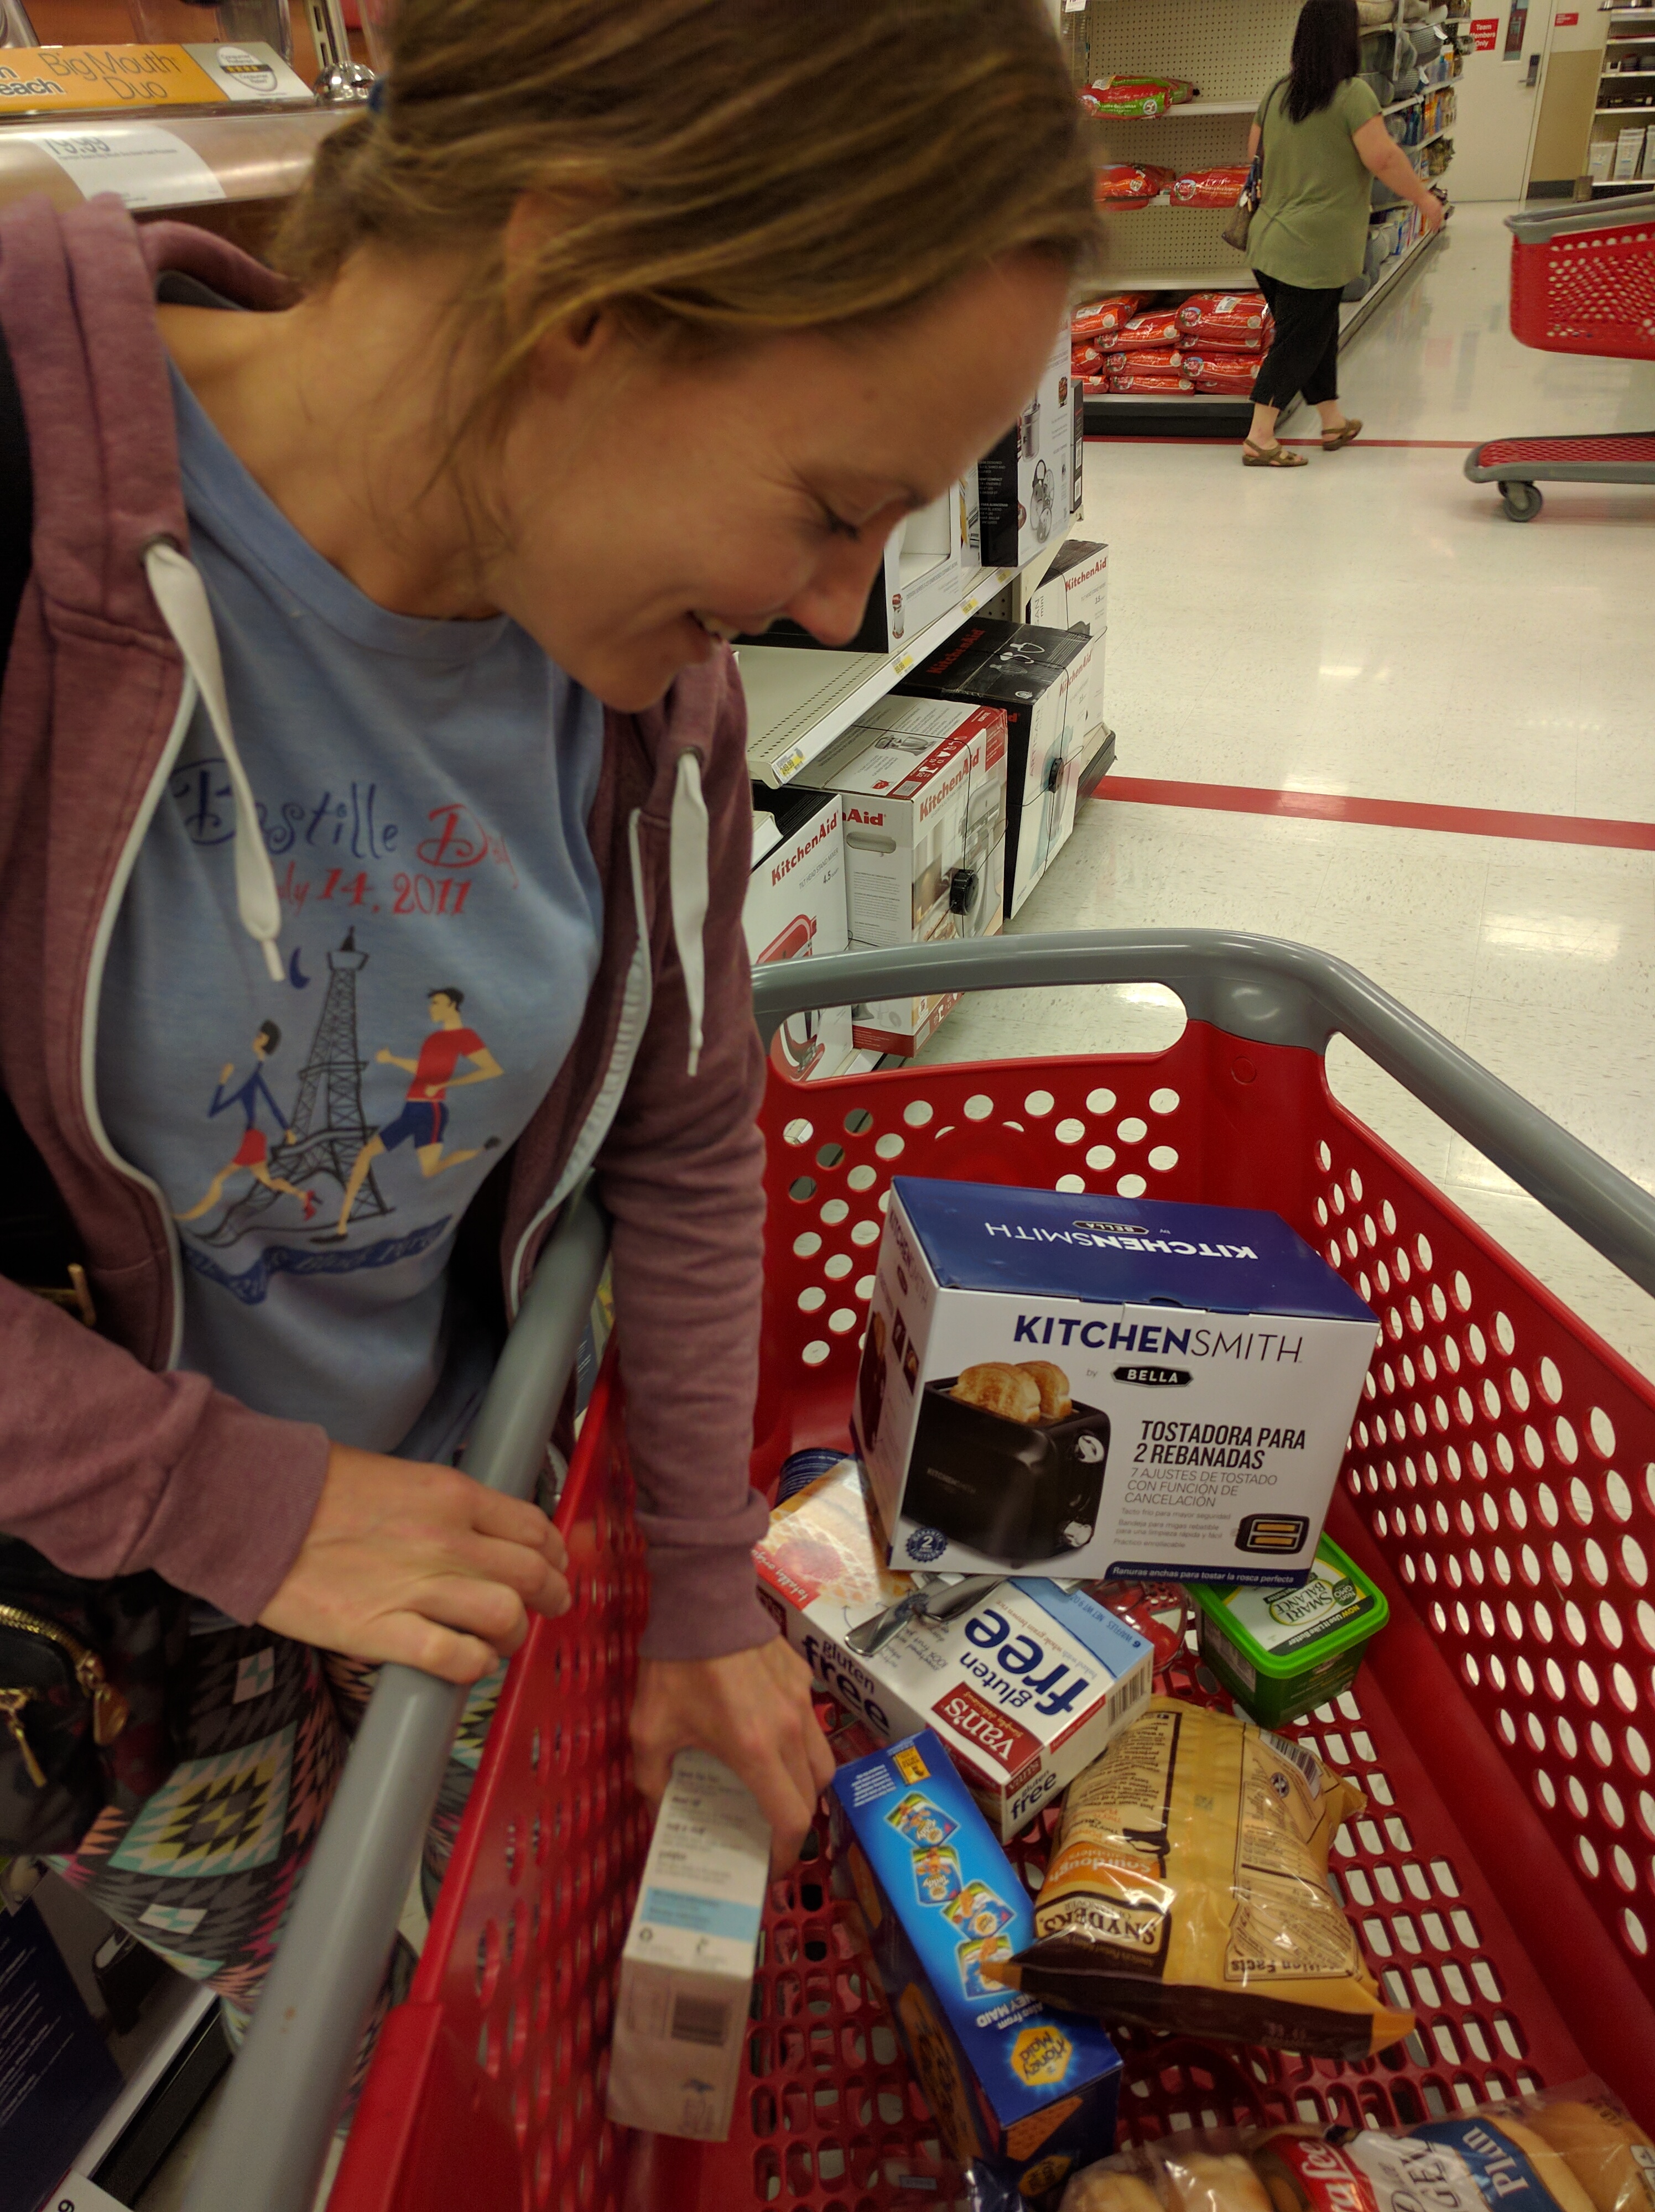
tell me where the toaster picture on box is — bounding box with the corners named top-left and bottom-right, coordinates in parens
top-left (904, 1373), bottom-right (1110, 1568)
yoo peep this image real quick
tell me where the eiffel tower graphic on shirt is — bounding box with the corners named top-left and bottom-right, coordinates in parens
top-left (194, 930), bottom-right (392, 1248)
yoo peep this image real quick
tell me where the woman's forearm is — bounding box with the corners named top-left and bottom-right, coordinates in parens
top-left (1375, 139), bottom-right (1436, 208)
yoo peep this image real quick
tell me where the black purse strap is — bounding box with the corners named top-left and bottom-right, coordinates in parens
top-left (0, 319), bottom-right (93, 1326)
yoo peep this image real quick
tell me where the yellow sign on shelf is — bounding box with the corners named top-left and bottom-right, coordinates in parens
top-left (0, 43), bottom-right (311, 117)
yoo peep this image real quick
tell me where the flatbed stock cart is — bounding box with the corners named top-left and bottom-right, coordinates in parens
top-left (1465, 191), bottom-right (1655, 522)
top-left (175, 931), bottom-right (1655, 2212)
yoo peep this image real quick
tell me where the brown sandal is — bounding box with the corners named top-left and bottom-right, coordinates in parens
top-left (1242, 440), bottom-right (1308, 468)
top-left (1322, 417), bottom-right (1363, 451)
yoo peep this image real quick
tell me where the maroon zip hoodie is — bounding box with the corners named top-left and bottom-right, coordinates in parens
top-left (0, 197), bottom-right (776, 1664)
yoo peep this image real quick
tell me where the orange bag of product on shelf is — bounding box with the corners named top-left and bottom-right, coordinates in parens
top-left (1102, 310), bottom-right (1184, 352)
top-left (1170, 168), bottom-right (1251, 207)
top-left (1182, 353), bottom-right (1259, 393)
top-left (1094, 163), bottom-right (1176, 206)
top-left (1107, 372), bottom-right (1196, 394)
top-left (1175, 290), bottom-right (1273, 342)
top-left (1073, 343), bottom-right (1107, 378)
top-left (1073, 293), bottom-right (1148, 339)
top-left (1118, 347), bottom-right (1185, 375)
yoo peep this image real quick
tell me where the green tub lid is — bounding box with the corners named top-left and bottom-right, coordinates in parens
top-left (1189, 1536), bottom-right (1387, 1678)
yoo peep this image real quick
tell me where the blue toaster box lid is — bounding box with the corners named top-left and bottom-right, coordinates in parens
top-left (830, 1729), bottom-right (1120, 2136)
top-left (892, 1178), bottom-right (1373, 1324)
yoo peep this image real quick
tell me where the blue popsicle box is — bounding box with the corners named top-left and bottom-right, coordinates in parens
top-left (830, 1729), bottom-right (1120, 2203)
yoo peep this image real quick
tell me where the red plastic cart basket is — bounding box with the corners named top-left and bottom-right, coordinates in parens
top-left (188, 932), bottom-right (1655, 2212)
top-left (1465, 192), bottom-right (1655, 520)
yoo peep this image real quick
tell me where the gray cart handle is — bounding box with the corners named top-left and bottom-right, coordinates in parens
top-left (752, 930), bottom-right (1655, 1299)
top-left (183, 1184), bottom-right (608, 2212)
top-left (1503, 191), bottom-right (1655, 243)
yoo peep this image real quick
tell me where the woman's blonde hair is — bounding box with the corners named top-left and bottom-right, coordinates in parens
top-left (278, 0), bottom-right (1099, 416)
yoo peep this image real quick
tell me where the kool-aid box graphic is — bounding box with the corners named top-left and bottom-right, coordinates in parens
top-left (855, 1177), bottom-right (1378, 1586)
top-left (830, 1731), bottom-right (1121, 2196)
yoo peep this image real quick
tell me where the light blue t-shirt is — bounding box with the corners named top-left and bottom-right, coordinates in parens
top-left (97, 368), bottom-right (605, 1454)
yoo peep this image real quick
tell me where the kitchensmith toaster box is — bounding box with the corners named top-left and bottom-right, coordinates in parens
top-left (830, 1729), bottom-right (1121, 2201)
top-left (853, 1178), bottom-right (1378, 1586)
top-left (753, 1457), bottom-right (1153, 1839)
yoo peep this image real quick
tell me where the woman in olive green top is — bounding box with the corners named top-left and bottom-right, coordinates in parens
top-left (1242, 0), bottom-right (1445, 468)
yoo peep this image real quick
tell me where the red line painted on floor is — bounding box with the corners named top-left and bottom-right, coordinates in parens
top-left (1277, 437), bottom-right (1478, 448)
top-left (1092, 775), bottom-right (1655, 853)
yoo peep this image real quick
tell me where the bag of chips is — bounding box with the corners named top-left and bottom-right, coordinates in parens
top-left (1170, 168), bottom-right (1251, 207)
top-left (988, 1698), bottom-right (1415, 2058)
top-left (1061, 2083), bottom-right (1655, 2212)
top-left (1176, 290), bottom-right (1272, 342)
top-left (1073, 293), bottom-right (1148, 339)
top-left (1094, 164), bottom-right (1176, 205)
top-left (1081, 75), bottom-right (1196, 117)
top-left (1102, 310), bottom-right (1184, 351)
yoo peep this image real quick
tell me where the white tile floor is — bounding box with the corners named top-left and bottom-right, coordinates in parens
top-left (921, 201), bottom-right (1655, 1380)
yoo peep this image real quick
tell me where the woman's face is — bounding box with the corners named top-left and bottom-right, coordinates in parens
top-left (481, 255), bottom-right (1071, 712)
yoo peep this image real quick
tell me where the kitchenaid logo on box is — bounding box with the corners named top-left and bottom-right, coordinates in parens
top-left (767, 813), bottom-right (836, 885)
top-left (1013, 1312), bottom-right (1304, 1363)
top-left (844, 806), bottom-right (886, 830)
top-left (925, 622), bottom-right (990, 677)
top-left (931, 1683), bottom-right (1042, 1775)
top-left (986, 1220), bottom-right (1258, 1259)
top-left (914, 748), bottom-right (976, 824)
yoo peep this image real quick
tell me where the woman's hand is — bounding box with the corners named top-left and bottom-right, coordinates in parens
top-left (257, 1443), bottom-right (570, 1683)
top-left (631, 1640), bottom-right (836, 1872)
top-left (1417, 190), bottom-right (1446, 236)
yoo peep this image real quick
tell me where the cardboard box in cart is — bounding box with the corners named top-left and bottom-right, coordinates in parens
top-left (743, 782), bottom-right (852, 1081)
top-left (818, 697), bottom-right (1007, 1056)
top-left (753, 1457), bottom-right (1153, 1839)
top-left (853, 1178), bottom-right (1379, 1585)
top-left (898, 617), bottom-right (1094, 919)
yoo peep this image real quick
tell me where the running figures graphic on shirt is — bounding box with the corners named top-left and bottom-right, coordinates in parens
top-left (322, 988), bottom-right (503, 1240)
top-left (175, 1021), bottom-right (319, 1225)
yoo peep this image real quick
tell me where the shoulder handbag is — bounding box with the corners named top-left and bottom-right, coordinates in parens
top-left (0, 320), bottom-right (189, 1859)
top-left (1222, 77), bottom-right (1287, 253)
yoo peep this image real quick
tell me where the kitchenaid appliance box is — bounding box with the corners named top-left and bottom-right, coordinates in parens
top-left (735, 483), bottom-right (962, 656)
top-left (830, 1731), bottom-right (1122, 2199)
top-left (898, 618), bottom-right (1094, 919)
top-left (753, 1457), bottom-right (1153, 1839)
top-left (818, 697), bottom-right (1007, 1056)
top-left (1028, 540), bottom-right (1109, 745)
top-left (853, 1179), bottom-right (1378, 1585)
top-left (743, 782), bottom-right (852, 1079)
top-left (973, 328), bottom-right (1074, 570)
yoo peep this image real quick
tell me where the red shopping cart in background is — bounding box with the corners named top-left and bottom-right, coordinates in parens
top-left (186, 932), bottom-right (1655, 2212)
top-left (1465, 192), bottom-right (1655, 521)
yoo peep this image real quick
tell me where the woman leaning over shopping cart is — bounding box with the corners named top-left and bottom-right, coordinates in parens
top-left (0, 0), bottom-right (1096, 2047)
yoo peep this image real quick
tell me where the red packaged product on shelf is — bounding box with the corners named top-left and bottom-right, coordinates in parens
top-left (1073, 342), bottom-right (1107, 377)
top-left (1120, 347), bottom-right (1185, 375)
top-left (1093, 163), bottom-right (1176, 205)
top-left (1169, 166), bottom-right (1251, 207)
top-left (1175, 289), bottom-right (1272, 341)
top-left (1072, 293), bottom-right (1148, 339)
top-left (1102, 310), bottom-right (1184, 352)
top-left (1080, 75), bottom-right (1196, 118)
top-left (1183, 353), bottom-right (1260, 393)
top-left (1108, 372), bottom-right (1196, 393)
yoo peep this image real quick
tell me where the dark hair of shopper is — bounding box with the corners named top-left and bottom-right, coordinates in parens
top-left (1285, 0), bottom-right (1362, 122)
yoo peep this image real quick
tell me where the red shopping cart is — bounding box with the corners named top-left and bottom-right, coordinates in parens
top-left (183, 932), bottom-right (1655, 2212)
top-left (1464, 192), bottom-right (1655, 521)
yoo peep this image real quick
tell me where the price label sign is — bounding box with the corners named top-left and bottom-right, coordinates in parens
top-left (8, 121), bottom-right (225, 208)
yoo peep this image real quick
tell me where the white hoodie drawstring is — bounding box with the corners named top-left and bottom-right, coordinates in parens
top-left (143, 540), bottom-right (285, 984)
top-left (668, 750), bottom-right (709, 1077)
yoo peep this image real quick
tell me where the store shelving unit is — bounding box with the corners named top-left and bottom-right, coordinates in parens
top-left (1063, 0), bottom-right (1458, 436)
top-left (743, 536), bottom-right (1071, 788)
top-left (1588, 4), bottom-right (1655, 185)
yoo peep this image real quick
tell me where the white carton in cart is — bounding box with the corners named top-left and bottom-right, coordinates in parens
top-left (743, 784), bottom-right (852, 1081)
top-left (607, 1749), bottom-right (770, 2143)
top-left (753, 1460), bottom-right (1154, 1840)
top-left (818, 697), bottom-right (1007, 1056)
top-left (853, 1178), bottom-right (1378, 1587)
